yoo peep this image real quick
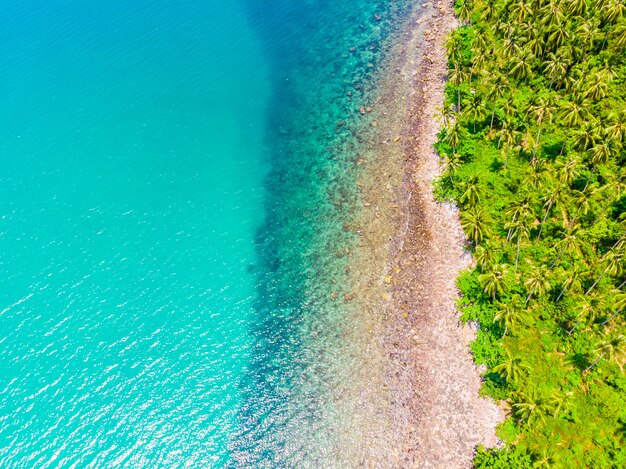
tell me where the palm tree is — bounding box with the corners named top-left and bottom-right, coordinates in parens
top-left (544, 51), bottom-right (570, 89)
top-left (573, 119), bottom-right (601, 151)
top-left (441, 152), bottom-right (461, 183)
top-left (513, 387), bottom-right (557, 424)
top-left (474, 242), bottom-right (497, 269)
top-left (435, 104), bottom-right (456, 128)
top-left (584, 70), bottom-right (611, 101)
top-left (478, 0), bottom-right (499, 21)
top-left (576, 18), bottom-right (601, 57)
top-left (587, 248), bottom-right (624, 295)
top-left (610, 22), bottom-right (626, 50)
top-left (509, 50), bottom-right (534, 81)
top-left (602, 0), bottom-right (626, 23)
top-left (550, 224), bottom-right (583, 268)
top-left (487, 74), bottom-right (507, 130)
top-left (465, 92), bottom-right (487, 132)
top-left (493, 348), bottom-right (531, 382)
top-left (505, 195), bottom-right (534, 241)
top-left (540, 0), bottom-right (565, 28)
top-left (456, 0), bottom-right (473, 24)
top-left (509, 0), bottom-right (533, 22)
top-left (460, 206), bottom-right (491, 245)
top-left (590, 141), bottom-right (615, 166)
top-left (556, 265), bottom-right (584, 302)
top-left (571, 187), bottom-right (596, 218)
top-left (537, 183), bottom-right (564, 240)
top-left (479, 263), bottom-right (511, 299)
top-left (558, 96), bottom-right (588, 129)
top-left (504, 216), bottom-right (531, 272)
top-left (607, 109), bottom-right (626, 146)
top-left (525, 264), bottom-right (552, 304)
top-left (584, 333), bottom-right (626, 372)
top-left (529, 97), bottom-right (553, 161)
top-left (555, 154), bottom-right (580, 186)
top-left (497, 124), bottom-right (519, 165)
top-left (601, 290), bottom-right (626, 326)
top-left (581, 292), bottom-right (607, 327)
top-left (460, 175), bottom-right (484, 207)
top-left (547, 23), bottom-right (571, 51)
top-left (558, 95), bottom-right (589, 156)
top-left (526, 160), bottom-right (546, 190)
top-left (448, 64), bottom-right (467, 112)
top-left (567, 0), bottom-right (588, 16)
top-left (444, 121), bottom-right (467, 155)
top-left (494, 295), bottom-right (528, 337)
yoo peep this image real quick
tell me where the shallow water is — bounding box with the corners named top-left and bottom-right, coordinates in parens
top-left (0, 1), bottom-right (410, 466)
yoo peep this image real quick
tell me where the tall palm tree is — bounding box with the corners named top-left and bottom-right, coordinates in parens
top-left (590, 141), bottom-right (615, 166)
top-left (529, 97), bottom-right (554, 162)
top-left (601, 290), bottom-right (626, 326)
top-left (567, 0), bottom-right (588, 16)
top-left (474, 242), bottom-right (498, 269)
top-left (550, 224), bottom-right (583, 268)
top-left (513, 387), bottom-right (557, 424)
top-left (586, 248), bottom-right (624, 294)
top-left (602, 0), bottom-right (626, 23)
top-left (547, 23), bottom-right (571, 51)
top-left (555, 154), bottom-right (580, 186)
top-left (544, 51), bottom-right (570, 89)
top-left (607, 109), bottom-right (626, 146)
top-left (444, 121), bottom-right (467, 156)
top-left (509, 50), bottom-right (534, 81)
top-left (487, 74), bottom-right (508, 130)
top-left (441, 152), bottom-right (461, 183)
top-left (456, 0), bottom-right (474, 24)
top-left (558, 96), bottom-right (588, 134)
top-left (610, 22), bottom-right (626, 50)
top-left (584, 70), bottom-right (611, 101)
top-left (584, 333), bottom-right (626, 372)
top-left (525, 264), bottom-right (552, 304)
top-left (460, 206), bottom-right (491, 245)
top-left (556, 265), bottom-right (584, 302)
top-left (460, 175), bottom-right (484, 207)
top-left (537, 183), bottom-right (564, 240)
top-left (479, 263), bottom-right (511, 299)
top-left (465, 92), bottom-right (487, 132)
top-left (494, 295), bottom-right (528, 337)
top-left (504, 216), bottom-right (532, 272)
top-left (573, 119), bottom-right (601, 151)
top-left (448, 64), bottom-right (467, 112)
top-left (509, 0), bottom-right (534, 22)
top-left (493, 348), bottom-right (531, 382)
top-left (540, 0), bottom-right (565, 28)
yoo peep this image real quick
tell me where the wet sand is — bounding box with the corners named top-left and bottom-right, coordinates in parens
top-left (341, 0), bottom-right (502, 467)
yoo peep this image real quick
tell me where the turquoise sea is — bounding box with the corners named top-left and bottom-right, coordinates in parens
top-left (0, 1), bottom-right (410, 467)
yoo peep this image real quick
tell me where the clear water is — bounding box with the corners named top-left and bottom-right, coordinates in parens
top-left (0, 1), bottom-right (409, 467)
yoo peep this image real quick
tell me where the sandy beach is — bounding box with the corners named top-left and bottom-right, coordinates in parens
top-left (339, 0), bottom-right (502, 466)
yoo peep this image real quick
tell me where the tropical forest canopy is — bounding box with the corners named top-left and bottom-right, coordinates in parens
top-left (436, 0), bottom-right (626, 466)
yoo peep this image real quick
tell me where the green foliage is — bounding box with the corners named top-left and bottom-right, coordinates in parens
top-left (474, 445), bottom-right (533, 469)
top-left (438, 0), bottom-right (626, 466)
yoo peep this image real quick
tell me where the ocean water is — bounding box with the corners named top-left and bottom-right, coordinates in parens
top-left (0, 1), bottom-right (410, 467)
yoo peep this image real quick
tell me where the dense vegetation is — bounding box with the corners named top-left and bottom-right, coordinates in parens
top-left (435, 0), bottom-right (626, 466)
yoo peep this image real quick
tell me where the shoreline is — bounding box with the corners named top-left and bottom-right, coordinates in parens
top-left (341, 0), bottom-right (501, 466)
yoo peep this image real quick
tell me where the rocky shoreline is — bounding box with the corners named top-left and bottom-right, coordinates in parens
top-left (343, 0), bottom-right (502, 467)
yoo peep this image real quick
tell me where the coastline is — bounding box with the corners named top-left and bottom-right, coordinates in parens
top-left (338, 0), bottom-right (502, 466)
